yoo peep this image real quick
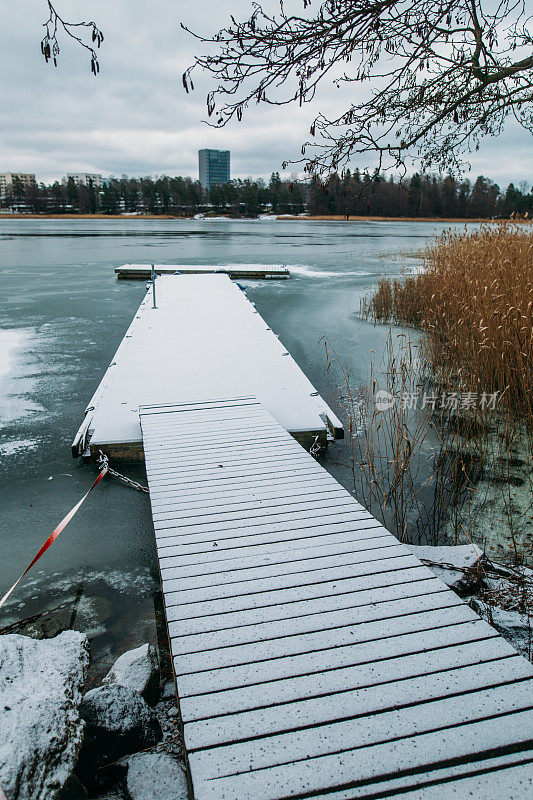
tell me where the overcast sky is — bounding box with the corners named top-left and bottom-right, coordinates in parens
top-left (1, 1), bottom-right (531, 187)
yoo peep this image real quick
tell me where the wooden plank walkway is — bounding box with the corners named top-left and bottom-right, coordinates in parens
top-left (140, 398), bottom-right (533, 800)
top-left (116, 263), bottom-right (290, 279)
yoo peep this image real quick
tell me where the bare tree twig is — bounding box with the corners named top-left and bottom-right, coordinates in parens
top-left (41, 0), bottom-right (104, 74)
top-left (183, 0), bottom-right (533, 174)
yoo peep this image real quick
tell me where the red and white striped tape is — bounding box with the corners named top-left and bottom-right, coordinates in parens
top-left (0, 467), bottom-right (108, 611)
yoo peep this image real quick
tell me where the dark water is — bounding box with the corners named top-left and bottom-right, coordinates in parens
top-left (0, 217), bottom-right (468, 669)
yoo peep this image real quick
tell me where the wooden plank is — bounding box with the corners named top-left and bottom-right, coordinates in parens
top-left (152, 477), bottom-right (347, 513)
top-left (145, 441), bottom-right (306, 471)
top-left (157, 528), bottom-right (391, 568)
top-left (158, 535), bottom-right (401, 579)
top-left (171, 604), bottom-right (475, 675)
top-left (152, 491), bottom-right (355, 526)
top-left (182, 664), bottom-right (531, 741)
top-left (364, 762), bottom-right (532, 800)
top-left (163, 551), bottom-right (421, 604)
top-left (154, 508), bottom-right (377, 541)
top-left (169, 592), bottom-right (459, 658)
top-left (165, 568), bottom-right (446, 627)
top-left (142, 429), bottom-right (291, 451)
top-left (155, 518), bottom-right (385, 557)
top-left (188, 679), bottom-right (531, 775)
top-left (155, 502), bottom-right (369, 535)
top-left (147, 467), bottom-right (342, 500)
top-left (177, 622), bottom-right (501, 696)
top-left (146, 453), bottom-right (318, 485)
top-left (189, 710), bottom-right (533, 800)
top-left (147, 461), bottom-right (330, 492)
top-left (153, 491), bottom-right (355, 522)
top-left (169, 577), bottom-right (442, 637)
top-left (300, 755), bottom-right (533, 800)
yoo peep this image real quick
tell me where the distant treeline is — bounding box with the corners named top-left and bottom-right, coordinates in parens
top-left (1, 170), bottom-right (531, 218)
top-left (308, 170), bottom-right (532, 218)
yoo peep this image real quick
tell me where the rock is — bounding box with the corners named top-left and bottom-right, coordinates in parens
top-left (405, 543), bottom-right (484, 595)
top-left (161, 681), bottom-right (176, 701)
top-left (0, 631), bottom-right (89, 800)
top-left (103, 644), bottom-right (160, 706)
top-left (469, 598), bottom-right (532, 660)
top-left (76, 685), bottom-right (162, 784)
top-left (126, 753), bottom-right (188, 800)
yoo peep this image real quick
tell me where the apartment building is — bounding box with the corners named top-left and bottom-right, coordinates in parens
top-left (65, 173), bottom-right (104, 188)
top-left (0, 173), bottom-right (36, 196)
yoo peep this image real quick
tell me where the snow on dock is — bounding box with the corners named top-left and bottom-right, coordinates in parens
top-left (72, 274), bottom-right (341, 459)
top-left (115, 263), bottom-right (290, 279)
top-left (141, 397), bottom-right (533, 800)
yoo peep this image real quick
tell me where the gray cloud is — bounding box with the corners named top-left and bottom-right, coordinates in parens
top-left (1, 1), bottom-right (531, 186)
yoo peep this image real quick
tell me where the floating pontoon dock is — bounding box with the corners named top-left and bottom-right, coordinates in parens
top-left (115, 264), bottom-right (290, 279)
top-left (74, 274), bottom-right (533, 798)
top-left (72, 274), bottom-right (341, 459)
top-left (140, 397), bottom-right (533, 800)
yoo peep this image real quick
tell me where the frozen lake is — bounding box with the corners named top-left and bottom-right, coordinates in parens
top-left (0, 217), bottom-right (470, 669)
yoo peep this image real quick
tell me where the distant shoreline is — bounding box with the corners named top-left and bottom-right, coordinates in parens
top-left (0, 213), bottom-right (177, 220)
top-left (277, 214), bottom-right (504, 223)
top-left (0, 213), bottom-right (511, 223)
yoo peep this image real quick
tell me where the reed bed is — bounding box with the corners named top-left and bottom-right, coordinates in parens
top-left (362, 222), bottom-right (533, 430)
top-left (356, 222), bottom-right (532, 563)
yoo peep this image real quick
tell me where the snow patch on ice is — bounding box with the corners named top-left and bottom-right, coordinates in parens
top-left (289, 264), bottom-right (375, 279)
top-left (0, 438), bottom-right (38, 456)
top-left (0, 328), bottom-right (28, 380)
top-left (0, 327), bottom-right (45, 426)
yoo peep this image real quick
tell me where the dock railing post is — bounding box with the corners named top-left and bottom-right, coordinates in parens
top-left (151, 264), bottom-right (157, 309)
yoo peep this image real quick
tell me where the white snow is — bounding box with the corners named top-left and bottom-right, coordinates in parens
top-left (77, 274), bottom-right (342, 450)
top-left (0, 328), bottom-right (44, 427)
top-left (0, 438), bottom-right (38, 456)
top-left (0, 328), bottom-right (27, 381)
top-left (0, 631), bottom-right (89, 800)
top-left (289, 265), bottom-right (349, 278)
top-left (405, 543), bottom-right (483, 570)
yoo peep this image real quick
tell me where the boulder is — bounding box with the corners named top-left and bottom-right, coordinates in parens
top-left (0, 631), bottom-right (89, 800)
top-left (103, 644), bottom-right (160, 706)
top-left (76, 685), bottom-right (162, 782)
top-left (126, 753), bottom-right (188, 800)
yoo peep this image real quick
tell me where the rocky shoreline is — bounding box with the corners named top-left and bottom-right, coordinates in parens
top-left (0, 640), bottom-right (188, 800)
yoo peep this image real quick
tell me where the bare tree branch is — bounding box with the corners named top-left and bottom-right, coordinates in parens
top-left (183, 0), bottom-right (533, 174)
top-left (41, 1), bottom-right (104, 74)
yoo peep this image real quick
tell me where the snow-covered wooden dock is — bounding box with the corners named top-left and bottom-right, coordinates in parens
top-left (115, 264), bottom-right (290, 279)
top-left (72, 274), bottom-right (342, 459)
top-left (140, 397), bottom-right (533, 800)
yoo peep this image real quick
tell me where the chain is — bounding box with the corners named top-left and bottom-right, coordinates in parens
top-left (97, 451), bottom-right (149, 493)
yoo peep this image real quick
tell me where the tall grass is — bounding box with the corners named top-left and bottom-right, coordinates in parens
top-left (362, 222), bottom-right (533, 430)
top-left (358, 222), bottom-right (532, 563)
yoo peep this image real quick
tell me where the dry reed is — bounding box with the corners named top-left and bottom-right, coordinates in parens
top-left (362, 222), bottom-right (533, 430)
top-left (359, 222), bottom-right (532, 563)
